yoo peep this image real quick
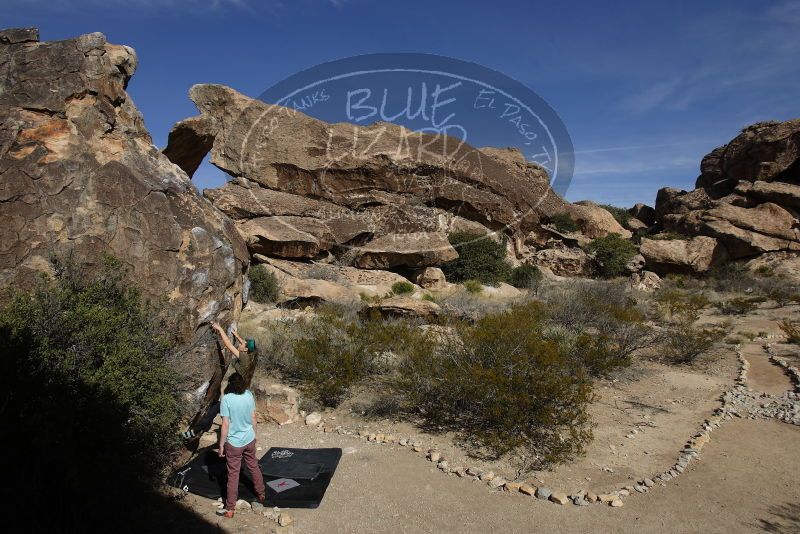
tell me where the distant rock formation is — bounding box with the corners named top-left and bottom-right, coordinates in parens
top-left (649, 119), bottom-right (800, 273)
top-left (0, 28), bottom-right (249, 429)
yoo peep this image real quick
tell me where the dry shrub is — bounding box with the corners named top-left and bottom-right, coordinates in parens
top-left (780, 320), bottom-right (800, 345)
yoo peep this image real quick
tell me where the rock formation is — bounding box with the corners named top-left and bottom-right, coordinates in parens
top-left (0, 28), bottom-right (249, 430)
top-left (649, 119), bottom-right (800, 273)
top-left (163, 84), bottom-right (608, 283)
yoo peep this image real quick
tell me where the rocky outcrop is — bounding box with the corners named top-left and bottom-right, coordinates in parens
top-left (164, 84), bottom-right (579, 271)
top-left (413, 267), bottom-right (447, 290)
top-left (570, 201), bottom-right (632, 238)
top-left (695, 120), bottom-right (800, 198)
top-left (628, 203), bottom-right (656, 226)
top-left (650, 119), bottom-right (800, 269)
top-left (361, 297), bottom-right (442, 320)
top-left (0, 29), bottom-right (248, 428)
top-left (639, 236), bottom-right (728, 274)
top-left (530, 247), bottom-right (592, 276)
top-left (351, 232), bottom-right (458, 269)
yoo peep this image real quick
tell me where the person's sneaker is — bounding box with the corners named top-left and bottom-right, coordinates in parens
top-left (215, 509), bottom-right (234, 518)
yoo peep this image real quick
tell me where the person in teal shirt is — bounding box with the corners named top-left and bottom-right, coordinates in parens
top-left (211, 322), bottom-right (266, 518)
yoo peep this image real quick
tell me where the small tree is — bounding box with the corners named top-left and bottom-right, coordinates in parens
top-left (442, 232), bottom-right (511, 286)
top-left (586, 233), bottom-right (638, 278)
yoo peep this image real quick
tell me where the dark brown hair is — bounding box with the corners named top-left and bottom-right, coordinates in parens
top-left (225, 373), bottom-right (247, 395)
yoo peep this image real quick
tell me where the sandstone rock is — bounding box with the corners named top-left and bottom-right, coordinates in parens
top-left (570, 201), bottom-right (632, 238)
top-left (549, 492), bottom-right (569, 505)
top-left (361, 296), bottom-right (442, 321)
top-left (0, 29), bottom-right (248, 428)
top-left (519, 484), bottom-right (536, 496)
top-left (352, 233), bottom-right (458, 269)
top-left (413, 267), bottom-right (447, 290)
top-left (745, 252), bottom-right (800, 281)
top-left (505, 482), bottom-right (522, 493)
top-left (663, 202), bottom-right (800, 259)
top-left (627, 270), bottom-right (661, 292)
top-left (695, 119), bottom-right (800, 198)
top-left (235, 499), bottom-right (250, 510)
top-left (257, 256), bottom-right (415, 297)
top-left (278, 513), bottom-right (293, 527)
top-left (610, 499), bottom-right (624, 508)
top-left (166, 84), bottom-right (574, 266)
top-left (735, 180), bottom-right (800, 209)
top-left (598, 494), bottom-right (616, 503)
top-left (489, 477), bottom-right (507, 489)
top-left (252, 378), bottom-right (299, 425)
top-left (429, 451), bottom-right (441, 463)
top-left (628, 203), bottom-right (656, 226)
top-left (654, 188), bottom-right (712, 224)
top-left (305, 412), bottom-right (322, 426)
top-left (238, 216), bottom-right (334, 259)
top-left (531, 247), bottom-right (592, 276)
top-left (640, 236), bottom-right (728, 274)
top-left (626, 254), bottom-right (646, 273)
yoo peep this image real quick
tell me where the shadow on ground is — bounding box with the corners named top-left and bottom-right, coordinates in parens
top-left (755, 502), bottom-right (800, 533)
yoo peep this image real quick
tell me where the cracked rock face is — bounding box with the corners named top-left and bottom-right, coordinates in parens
top-left (164, 84), bottom-right (575, 269)
top-left (0, 28), bottom-right (249, 427)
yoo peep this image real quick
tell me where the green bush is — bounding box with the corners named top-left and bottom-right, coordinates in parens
top-left (586, 233), bottom-right (638, 278)
top-left (391, 281), bottom-right (415, 295)
top-left (249, 264), bottom-right (280, 303)
top-left (509, 263), bottom-right (543, 290)
top-left (279, 309), bottom-right (431, 407)
top-left (421, 293), bottom-right (438, 302)
top-left (599, 204), bottom-right (632, 228)
top-left (463, 279), bottom-right (484, 293)
top-left (664, 323), bottom-right (726, 364)
top-left (550, 213), bottom-right (580, 233)
top-left (0, 255), bottom-right (183, 527)
top-left (442, 232), bottom-right (511, 285)
top-left (394, 301), bottom-right (593, 467)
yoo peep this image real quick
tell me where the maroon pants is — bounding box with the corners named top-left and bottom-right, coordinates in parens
top-left (224, 439), bottom-right (265, 511)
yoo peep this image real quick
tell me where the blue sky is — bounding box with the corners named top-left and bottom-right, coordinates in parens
top-left (4, 0), bottom-right (799, 207)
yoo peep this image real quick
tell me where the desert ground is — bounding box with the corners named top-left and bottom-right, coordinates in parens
top-left (179, 300), bottom-right (800, 534)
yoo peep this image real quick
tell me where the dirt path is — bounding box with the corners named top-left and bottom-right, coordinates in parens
top-left (184, 417), bottom-right (800, 534)
top-left (741, 343), bottom-right (795, 395)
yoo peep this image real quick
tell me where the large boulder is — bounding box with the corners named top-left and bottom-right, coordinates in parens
top-left (663, 202), bottom-right (800, 259)
top-left (695, 120), bottom-right (800, 198)
top-left (0, 29), bottom-right (249, 429)
top-left (569, 201), bottom-right (632, 238)
top-left (628, 203), bottom-right (656, 226)
top-left (238, 216), bottom-right (334, 259)
top-left (530, 246), bottom-right (592, 276)
top-left (361, 296), bottom-right (442, 321)
top-left (640, 236), bottom-right (728, 274)
top-left (164, 84), bottom-right (574, 266)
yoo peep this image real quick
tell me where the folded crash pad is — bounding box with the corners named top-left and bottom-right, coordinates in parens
top-left (168, 447), bottom-right (342, 508)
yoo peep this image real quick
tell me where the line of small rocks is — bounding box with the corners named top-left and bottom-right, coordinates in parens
top-left (298, 347), bottom-right (758, 510)
top-left (210, 498), bottom-right (294, 527)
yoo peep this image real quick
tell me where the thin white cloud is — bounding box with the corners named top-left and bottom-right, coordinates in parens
top-left (619, 3), bottom-right (800, 115)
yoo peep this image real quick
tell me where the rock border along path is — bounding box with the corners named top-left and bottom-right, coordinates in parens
top-left (296, 342), bottom-right (800, 510)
